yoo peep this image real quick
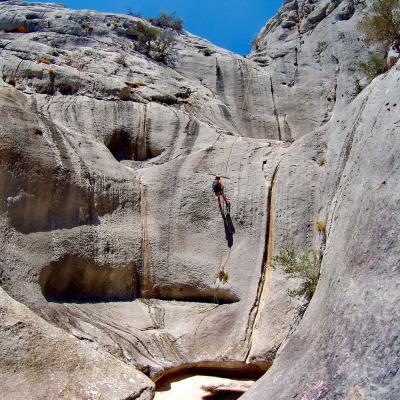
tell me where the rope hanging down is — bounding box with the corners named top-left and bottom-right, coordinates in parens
top-left (214, 136), bottom-right (240, 292)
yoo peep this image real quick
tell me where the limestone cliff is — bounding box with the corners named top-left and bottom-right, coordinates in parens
top-left (250, 0), bottom-right (371, 138)
top-left (0, 2), bottom-right (301, 396)
top-left (242, 59), bottom-right (400, 400)
top-left (0, 1), bottom-right (398, 399)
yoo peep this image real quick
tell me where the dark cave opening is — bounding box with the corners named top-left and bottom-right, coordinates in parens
top-left (202, 391), bottom-right (243, 400)
top-left (105, 130), bottom-right (134, 161)
top-left (105, 129), bottom-right (162, 162)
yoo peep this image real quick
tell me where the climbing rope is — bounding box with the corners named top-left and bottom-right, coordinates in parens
top-left (223, 136), bottom-right (239, 178)
top-left (212, 136), bottom-right (241, 304)
top-left (220, 135), bottom-right (241, 217)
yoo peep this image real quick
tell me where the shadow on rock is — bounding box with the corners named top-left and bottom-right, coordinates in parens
top-left (219, 204), bottom-right (235, 248)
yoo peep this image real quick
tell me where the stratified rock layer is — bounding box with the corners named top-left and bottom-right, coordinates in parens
top-left (0, 286), bottom-right (154, 400)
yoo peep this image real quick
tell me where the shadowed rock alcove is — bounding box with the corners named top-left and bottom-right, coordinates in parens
top-left (40, 256), bottom-right (135, 302)
top-left (105, 129), bottom-right (162, 162)
top-left (105, 129), bottom-right (135, 161)
top-left (151, 284), bottom-right (240, 304)
top-left (154, 362), bottom-right (267, 400)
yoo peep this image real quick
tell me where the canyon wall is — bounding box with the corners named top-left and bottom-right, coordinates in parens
top-left (0, 1), bottom-right (398, 399)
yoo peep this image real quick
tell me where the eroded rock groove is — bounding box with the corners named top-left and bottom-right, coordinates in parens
top-left (138, 181), bottom-right (153, 299)
top-left (269, 76), bottom-right (282, 140)
top-left (245, 164), bottom-right (279, 362)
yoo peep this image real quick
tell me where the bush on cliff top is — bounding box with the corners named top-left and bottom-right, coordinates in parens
top-left (127, 8), bottom-right (184, 32)
top-left (126, 21), bottom-right (176, 63)
top-left (148, 12), bottom-right (184, 32)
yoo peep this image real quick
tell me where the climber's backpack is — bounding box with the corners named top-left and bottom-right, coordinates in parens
top-left (212, 180), bottom-right (222, 194)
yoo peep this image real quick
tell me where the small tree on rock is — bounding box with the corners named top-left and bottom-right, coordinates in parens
top-left (149, 11), bottom-right (184, 32)
top-left (358, 0), bottom-right (400, 50)
top-left (271, 249), bottom-right (321, 301)
top-left (126, 21), bottom-right (176, 62)
top-left (151, 31), bottom-right (176, 62)
top-left (128, 21), bottom-right (159, 56)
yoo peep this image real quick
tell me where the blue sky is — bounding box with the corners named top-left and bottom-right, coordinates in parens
top-left (26, 0), bottom-right (282, 54)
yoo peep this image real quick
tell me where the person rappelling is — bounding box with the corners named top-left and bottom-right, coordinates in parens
top-left (212, 175), bottom-right (230, 213)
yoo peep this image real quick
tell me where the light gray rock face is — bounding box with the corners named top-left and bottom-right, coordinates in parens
top-left (247, 129), bottom-right (326, 366)
top-left (0, 1), bottom-right (300, 397)
top-left (173, 35), bottom-right (278, 139)
top-left (0, 83), bottom-right (289, 381)
top-left (0, 1), bottom-right (398, 399)
top-left (241, 63), bottom-right (400, 400)
top-left (0, 285), bottom-right (154, 400)
top-left (0, 1), bottom-right (281, 140)
top-left (250, 0), bottom-right (372, 139)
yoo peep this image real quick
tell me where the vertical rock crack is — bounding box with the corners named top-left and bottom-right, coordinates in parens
top-left (135, 104), bottom-right (148, 161)
top-left (138, 181), bottom-right (152, 298)
top-left (244, 164), bottom-right (279, 361)
top-left (269, 76), bottom-right (282, 140)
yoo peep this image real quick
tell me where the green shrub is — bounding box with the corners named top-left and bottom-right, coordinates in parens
top-left (149, 11), bottom-right (184, 32)
top-left (151, 31), bottom-right (176, 62)
top-left (203, 48), bottom-right (214, 56)
top-left (81, 22), bottom-right (93, 32)
top-left (271, 249), bottom-right (321, 301)
top-left (360, 54), bottom-right (387, 81)
top-left (357, 0), bottom-right (400, 50)
top-left (127, 21), bottom-right (176, 62)
top-left (127, 21), bottom-right (159, 54)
